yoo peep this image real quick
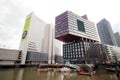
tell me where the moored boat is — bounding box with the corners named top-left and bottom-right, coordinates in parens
top-left (59, 67), bottom-right (71, 72)
top-left (77, 70), bottom-right (95, 76)
top-left (77, 64), bottom-right (96, 76)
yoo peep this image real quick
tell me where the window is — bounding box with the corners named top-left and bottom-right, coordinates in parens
top-left (77, 19), bottom-right (85, 32)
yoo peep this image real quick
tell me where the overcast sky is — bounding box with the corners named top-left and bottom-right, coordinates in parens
top-left (0, 0), bottom-right (120, 49)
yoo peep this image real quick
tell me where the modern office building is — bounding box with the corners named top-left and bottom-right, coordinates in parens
top-left (55, 11), bottom-right (104, 64)
top-left (19, 13), bottom-right (54, 64)
top-left (55, 11), bottom-right (99, 42)
top-left (114, 32), bottom-right (120, 47)
top-left (63, 42), bottom-right (106, 64)
top-left (97, 19), bottom-right (117, 46)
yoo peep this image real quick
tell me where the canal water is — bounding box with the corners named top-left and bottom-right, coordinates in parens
top-left (0, 68), bottom-right (120, 80)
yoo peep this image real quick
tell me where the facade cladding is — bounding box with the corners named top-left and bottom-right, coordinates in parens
top-left (97, 19), bottom-right (117, 46)
top-left (54, 55), bottom-right (63, 63)
top-left (55, 11), bottom-right (105, 64)
top-left (55, 11), bottom-right (99, 42)
top-left (63, 41), bottom-right (106, 64)
top-left (26, 51), bottom-right (48, 64)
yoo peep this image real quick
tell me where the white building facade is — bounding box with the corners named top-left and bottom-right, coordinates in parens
top-left (103, 44), bottom-right (120, 62)
top-left (19, 13), bottom-right (53, 64)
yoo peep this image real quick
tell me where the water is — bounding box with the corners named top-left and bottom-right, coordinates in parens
top-left (0, 68), bottom-right (120, 80)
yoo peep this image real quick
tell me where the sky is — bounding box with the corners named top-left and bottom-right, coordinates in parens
top-left (0, 0), bottom-right (120, 49)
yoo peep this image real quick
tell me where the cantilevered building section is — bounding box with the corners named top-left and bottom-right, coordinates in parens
top-left (97, 19), bottom-right (117, 46)
top-left (55, 11), bottom-right (104, 64)
top-left (55, 11), bottom-right (99, 42)
top-left (19, 13), bottom-right (53, 64)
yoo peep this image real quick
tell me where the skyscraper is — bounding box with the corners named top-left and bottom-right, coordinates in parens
top-left (19, 13), bottom-right (53, 64)
top-left (114, 32), bottom-right (120, 47)
top-left (97, 19), bottom-right (117, 46)
top-left (55, 11), bottom-right (103, 64)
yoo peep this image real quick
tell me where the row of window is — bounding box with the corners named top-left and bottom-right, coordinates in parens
top-left (63, 41), bottom-right (85, 59)
top-left (63, 51), bottom-right (84, 55)
top-left (64, 45), bottom-right (84, 49)
top-left (63, 54), bottom-right (85, 59)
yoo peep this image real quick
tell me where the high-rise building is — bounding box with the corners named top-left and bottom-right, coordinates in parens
top-left (97, 19), bottom-right (117, 46)
top-left (114, 32), bottom-right (120, 47)
top-left (55, 11), bottom-right (104, 64)
top-left (19, 13), bottom-right (53, 64)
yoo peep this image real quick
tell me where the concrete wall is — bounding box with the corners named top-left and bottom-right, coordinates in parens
top-left (0, 48), bottom-right (20, 65)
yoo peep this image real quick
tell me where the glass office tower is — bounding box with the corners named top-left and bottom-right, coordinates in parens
top-left (97, 19), bottom-right (117, 46)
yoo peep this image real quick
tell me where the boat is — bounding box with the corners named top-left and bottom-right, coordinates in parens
top-left (34, 68), bottom-right (41, 71)
top-left (77, 64), bottom-right (96, 76)
top-left (66, 64), bottom-right (80, 69)
top-left (59, 67), bottom-right (71, 72)
top-left (77, 70), bottom-right (95, 76)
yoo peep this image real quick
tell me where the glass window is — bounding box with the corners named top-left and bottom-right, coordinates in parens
top-left (79, 55), bottom-right (81, 57)
top-left (76, 55), bottom-right (77, 58)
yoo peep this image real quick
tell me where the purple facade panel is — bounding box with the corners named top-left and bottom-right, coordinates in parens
top-left (55, 11), bottom-right (69, 40)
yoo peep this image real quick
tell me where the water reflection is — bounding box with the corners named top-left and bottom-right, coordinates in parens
top-left (17, 69), bottom-right (24, 80)
top-left (0, 68), bottom-right (120, 80)
top-left (109, 73), bottom-right (120, 80)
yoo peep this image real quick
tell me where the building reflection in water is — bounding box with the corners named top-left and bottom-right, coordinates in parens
top-left (0, 68), bottom-right (24, 80)
top-left (46, 71), bottom-right (78, 80)
top-left (47, 71), bottom-right (64, 80)
top-left (16, 69), bottom-right (24, 80)
top-left (0, 68), bottom-right (120, 80)
top-left (109, 73), bottom-right (119, 80)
